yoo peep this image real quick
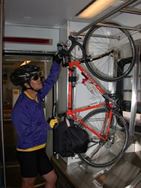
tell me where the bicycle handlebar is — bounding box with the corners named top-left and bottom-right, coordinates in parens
top-left (67, 35), bottom-right (84, 54)
top-left (58, 35), bottom-right (86, 67)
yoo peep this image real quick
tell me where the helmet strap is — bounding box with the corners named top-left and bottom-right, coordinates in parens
top-left (25, 81), bottom-right (41, 93)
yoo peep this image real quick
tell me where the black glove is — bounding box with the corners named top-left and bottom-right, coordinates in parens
top-left (53, 49), bottom-right (69, 64)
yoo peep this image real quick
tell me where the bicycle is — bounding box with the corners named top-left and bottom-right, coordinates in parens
top-left (54, 31), bottom-right (131, 168)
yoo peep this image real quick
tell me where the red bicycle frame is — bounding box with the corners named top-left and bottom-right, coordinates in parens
top-left (66, 60), bottom-right (114, 141)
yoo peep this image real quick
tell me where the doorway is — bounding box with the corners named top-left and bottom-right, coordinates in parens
top-left (1, 53), bottom-right (54, 187)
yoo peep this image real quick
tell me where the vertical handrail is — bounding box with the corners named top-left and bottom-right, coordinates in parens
top-left (129, 44), bottom-right (139, 136)
top-left (0, 0), bottom-right (6, 187)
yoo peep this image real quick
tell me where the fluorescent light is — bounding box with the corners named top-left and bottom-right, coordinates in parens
top-left (77, 0), bottom-right (119, 19)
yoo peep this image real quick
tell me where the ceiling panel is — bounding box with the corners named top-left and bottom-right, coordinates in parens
top-left (4, 0), bottom-right (141, 31)
top-left (4, 0), bottom-right (92, 28)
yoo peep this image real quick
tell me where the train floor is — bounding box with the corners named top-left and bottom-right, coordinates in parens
top-left (51, 150), bottom-right (141, 188)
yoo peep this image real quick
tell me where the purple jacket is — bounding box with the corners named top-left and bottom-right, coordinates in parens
top-left (11, 61), bottom-right (60, 151)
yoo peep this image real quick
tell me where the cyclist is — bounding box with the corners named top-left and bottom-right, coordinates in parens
top-left (10, 54), bottom-right (62, 188)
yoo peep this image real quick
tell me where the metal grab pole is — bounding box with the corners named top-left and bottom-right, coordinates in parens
top-left (0, 0), bottom-right (7, 187)
top-left (129, 44), bottom-right (139, 136)
top-left (97, 22), bottom-right (141, 32)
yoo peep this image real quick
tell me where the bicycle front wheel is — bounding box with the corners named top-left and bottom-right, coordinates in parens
top-left (83, 23), bottom-right (136, 82)
top-left (78, 108), bottom-right (129, 168)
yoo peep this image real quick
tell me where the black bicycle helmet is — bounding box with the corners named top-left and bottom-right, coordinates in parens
top-left (10, 64), bottom-right (41, 86)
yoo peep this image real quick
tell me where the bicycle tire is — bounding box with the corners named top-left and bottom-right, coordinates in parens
top-left (78, 108), bottom-right (129, 167)
top-left (83, 23), bottom-right (136, 82)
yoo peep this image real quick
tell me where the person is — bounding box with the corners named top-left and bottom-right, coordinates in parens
top-left (10, 54), bottom-right (62, 188)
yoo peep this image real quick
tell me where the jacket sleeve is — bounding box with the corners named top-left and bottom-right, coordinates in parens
top-left (39, 60), bottom-right (60, 100)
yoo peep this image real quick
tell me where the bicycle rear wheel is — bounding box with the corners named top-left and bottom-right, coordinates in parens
top-left (83, 23), bottom-right (136, 82)
top-left (78, 108), bottom-right (129, 167)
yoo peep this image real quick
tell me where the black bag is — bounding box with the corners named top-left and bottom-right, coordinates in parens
top-left (53, 117), bottom-right (89, 157)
